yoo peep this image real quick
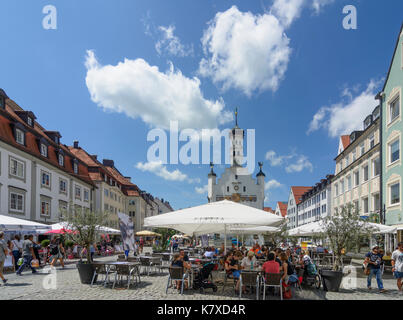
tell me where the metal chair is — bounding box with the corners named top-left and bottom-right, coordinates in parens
top-left (261, 273), bottom-right (283, 300)
top-left (91, 264), bottom-right (115, 287)
top-left (127, 258), bottom-right (142, 283)
top-left (222, 272), bottom-right (237, 293)
top-left (239, 271), bottom-right (260, 299)
top-left (166, 266), bottom-right (187, 295)
top-left (112, 265), bottom-right (138, 289)
top-left (117, 254), bottom-right (126, 261)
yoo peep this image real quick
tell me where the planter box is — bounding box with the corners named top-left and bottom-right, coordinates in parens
top-left (77, 262), bottom-right (95, 284)
top-left (320, 269), bottom-right (343, 292)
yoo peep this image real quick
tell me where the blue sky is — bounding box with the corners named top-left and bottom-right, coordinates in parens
top-left (0, 0), bottom-right (402, 210)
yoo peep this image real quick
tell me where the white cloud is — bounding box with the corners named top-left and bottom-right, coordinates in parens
top-left (155, 25), bottom-right (194, 57)
top-left (85, 50), bottom-right (232, 130)
top-left (307, 80), bottom-right (381, 137)
top-left (265, 150), bottom-right (293, 167)
top-left (199, 3), bottom-right (334, 96)
top-left (311, 0), bottom-right (335, 14)
top-left (285, 155), bottom-right (313, 173)
top-left (136, 161), bottom-right (199, 183)
top-left (265, 179), bottom-right (283, 191)
top-left (195, 184), bottom-right (208, 194)
top-left (199, 5), bottom-right (291, 96)
top-left (272, 0), bottom-right (305, 27)
top-left (266, 149), bottom-right (313, 173)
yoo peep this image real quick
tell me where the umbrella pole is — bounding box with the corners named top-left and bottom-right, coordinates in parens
top-left (224, 225), bottom-right (227, 255)
top-left (237, 234), bottom-right (239, 249)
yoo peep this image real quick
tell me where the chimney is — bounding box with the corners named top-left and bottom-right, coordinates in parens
top-left (124, 176), bottom-right (131, 182)
top-left (73, 141), bottom-right (79, 148)
top-left (92, 155), bottom-right (98, 160)
top-left (103, 159), bottom-right (114, 167)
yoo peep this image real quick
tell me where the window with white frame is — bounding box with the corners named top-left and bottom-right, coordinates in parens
top-left (58, 154), bottom-right (64, 166)
top-left (15, 128), bottom-right (24, 145)
top-left (354, 200), bottom-right (359, 212)
top-left (369, 134), bottom-right (375, 149)
top-left (41, 171), bottom-right (51, 188)
top-left (84, 189), bottom-right (89, 202)
top-left (10, 158), bottom-right (24, 179)
top-left (41, 199), bottom-right (51, 216)
top-left (73, 162), bottom-right (78, 174)
top-left (40, 144), bottom-right (48, 157)
top-left (354, 170), bottom-right (359, 187)
top-left (335, 183), bottom-right (339, 196)
top-left (352, 149), bottom-right (356, 162)
top-left (363, 165), bottom-right (369, 182)
top-left (10, 192), bottom-right (24, 212)
top-left (59, 179), bottom-right (67, 194)
top-left (389, 139), bottom-right (400, 164)
top-left (389, 96), bottom-right (400, 123)
top-left (341, 180), bottom-right (345, 194)
top-left (347, 175), bottom-right (352, 191)
top-left (373, 193), bottom-right (380, 212)
top-left (27, 117), bottom-right (33, 126)
top-left (373, 157), bottom-right (380, 176)
top-left (362, 197), bottom-right (369, 214)
top-left (75, 186), bottom-right (81, 200)
top-left (360, 142), bottom-right (365, 156)
top-left (390, 182), bottom-right (400, 205)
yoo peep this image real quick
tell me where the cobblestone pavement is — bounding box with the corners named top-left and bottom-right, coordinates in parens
top-left (0, 256), bottom-right (402, 300)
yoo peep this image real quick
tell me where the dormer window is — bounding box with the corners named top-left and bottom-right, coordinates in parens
top-left (58, 153), bottom-right (64, 166)
top-left (72, 159), bottom-right (78, 174)
top-left (40, 144), bottom-right (48, 157)
top-left (27, 117), bottom-right (33, 127)
top-left (15, 128), bottom-right (25, 145)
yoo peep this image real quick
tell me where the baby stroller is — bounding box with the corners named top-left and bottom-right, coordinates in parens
top-left (193, 262), bottom-right (218, 293)
top-left (298, 262), bottom-right (321, 289)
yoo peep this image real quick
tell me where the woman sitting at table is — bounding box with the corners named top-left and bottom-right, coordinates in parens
top-left (241, 251), bottom-right (258, 271)
top-left (171, 253), bottom-right (190, 290)
top-left (224, 251), bottom-right (242, 293)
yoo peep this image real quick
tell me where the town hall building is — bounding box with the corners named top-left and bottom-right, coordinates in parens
top-left (207, 110), bottom-right (265, 209)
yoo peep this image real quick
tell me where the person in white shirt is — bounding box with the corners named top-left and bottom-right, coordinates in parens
top-left (241, 251), bottom-right (258, 271)
top-left (391, 242), bottom-right (403, 294)
top-left (203, 247), bottom-right (215, 259)
top-left (11, 235), bottom-right (23, 270)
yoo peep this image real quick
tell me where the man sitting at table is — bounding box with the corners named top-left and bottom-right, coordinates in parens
top-left (171, 253), bottom-right (190, 290)
top-left (262, 252), bottom-right (280, 281)
top-left (204, 247), bottom-right (216, 259)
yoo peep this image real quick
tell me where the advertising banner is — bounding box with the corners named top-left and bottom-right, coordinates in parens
top-left (117, 212), bottom-right (135, 251)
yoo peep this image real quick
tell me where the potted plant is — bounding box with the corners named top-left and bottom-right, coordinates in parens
top-left (61, 208), bottom-right (108, 284)
top-left (321, 204), bottom-right (375, 292)
top-left (41, 239), bottom-right (50, 248)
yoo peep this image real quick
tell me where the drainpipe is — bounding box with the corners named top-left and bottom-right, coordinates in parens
top-left (375, 92), bottom-right (383, 224)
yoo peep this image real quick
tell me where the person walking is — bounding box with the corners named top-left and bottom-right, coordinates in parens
top-left (16, 234), bottom-right (37, 275)
top-left (0, 232), bottom-right (9, 284)
top-left (50, 238), bottom-right (65, 268)
top-left (391, 242), bottom-right (403, 295)
top-left (365, 245), bottom-right (386, 293)
top-left (11, 235), bottom-right (23, 270)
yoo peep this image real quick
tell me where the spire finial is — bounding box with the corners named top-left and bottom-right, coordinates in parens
top-left (235, 107), bottom-right (238, 127)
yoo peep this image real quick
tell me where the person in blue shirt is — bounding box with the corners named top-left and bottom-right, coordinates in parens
top-left (365, 246), bottom-right (386, 293)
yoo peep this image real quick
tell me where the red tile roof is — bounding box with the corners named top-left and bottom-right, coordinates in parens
top-left (277, 202), bottom-right (288, 218)
top-left (264, 207), bottom-right (275, 214)
top-left (68, 144), bottom-right (141, 197)
top-left (0, 99), bottom-right (95, 187)
top-left (341, 135), bottom-right (350, 150)
top-left (291, 186), bottom-right (312, 205)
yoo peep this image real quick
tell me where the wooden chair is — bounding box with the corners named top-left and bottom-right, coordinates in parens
top-left (166, 266), bottom-right (187, 295)
top-left (239, 271), bottom-right (260, 300)
top-left (261, 273), bottom-right (283, 300)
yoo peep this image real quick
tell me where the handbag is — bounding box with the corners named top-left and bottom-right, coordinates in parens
top-left (31, 259), bottom-right (39, 268)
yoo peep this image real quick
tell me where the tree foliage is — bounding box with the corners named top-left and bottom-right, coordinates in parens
top-left (323, 203), bottom-right (375, 271)
top-left (60, 208), bottom-right (109, 263)
top-left (265, 221), bottom-right (288, 248)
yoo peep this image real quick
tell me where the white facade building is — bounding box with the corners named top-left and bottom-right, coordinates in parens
top-left (297, 176), bottom-right (333, 226)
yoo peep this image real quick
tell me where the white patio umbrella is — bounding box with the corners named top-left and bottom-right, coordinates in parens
top-left (288, 220), bottom-right (397, 237)
top-left (144, 200), bottom-right (284, 253)
top-left (0, 215), bottom-right (51, 232)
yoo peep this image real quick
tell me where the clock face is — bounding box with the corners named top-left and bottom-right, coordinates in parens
top-left (234, 185), bottom-right (239, 191)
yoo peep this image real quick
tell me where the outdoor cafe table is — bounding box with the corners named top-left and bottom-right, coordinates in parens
top-left (92, 261), bottom-right (141, 287)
